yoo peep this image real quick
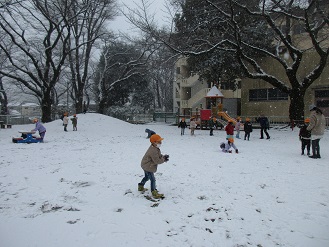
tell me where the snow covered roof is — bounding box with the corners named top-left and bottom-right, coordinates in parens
top-left (206, 86), bottom-right (224, 98)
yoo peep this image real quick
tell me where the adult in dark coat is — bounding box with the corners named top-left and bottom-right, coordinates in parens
top-left (256, 114), bottom-right (270, 139)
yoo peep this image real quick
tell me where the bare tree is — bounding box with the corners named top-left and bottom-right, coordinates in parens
top-left (0, 76), bottom-right (8, 115)
top-left (66, 0), bottom-right (117, 114)
top-left (0, 0), bottom-right (79, 122)
top-left (129, 0), bottom-right (329, 121)
top-left (147, 45), bottom-right (176, 111)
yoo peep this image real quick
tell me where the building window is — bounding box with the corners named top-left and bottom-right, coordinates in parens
top-left (315, 89), bottom-right (329, 108)
top-left (317, 100), bottom-right (329, 108)
top-left (315, 90), bottom-right (329, 98)
top-left (249, 88), bottom-right (288, 101)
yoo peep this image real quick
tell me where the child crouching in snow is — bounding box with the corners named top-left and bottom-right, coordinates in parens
top-left (138, 134), bottom-right (169, 199)
top-left (220, 138), bottom-right (238, 153)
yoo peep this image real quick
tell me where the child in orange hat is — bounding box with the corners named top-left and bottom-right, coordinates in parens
top-left (244, 118), bottom-right (253, 141)
top-left (70, 114), bottom-right (78, 131)
top-left (63, 112), bottom-right (69, 132)
top-left (225, 120), bottom-right (234, 139)
top-left (31, 118), bottom-right (46, 142)
top-left (138, 134), bottom-right (169, 199)
top-left (299, 118), bottom-right (311, 155)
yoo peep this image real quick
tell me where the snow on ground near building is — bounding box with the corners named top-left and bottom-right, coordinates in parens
top-left (0, 113), bottom-right (328, 247)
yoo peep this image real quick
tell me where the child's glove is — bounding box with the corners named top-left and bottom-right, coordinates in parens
top-left (163, 154), bottom-right (169, 162)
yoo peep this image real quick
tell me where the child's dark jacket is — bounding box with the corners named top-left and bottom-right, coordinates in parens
top-left (71, 117), bottom-right (77, 125)
top-left (299, 124), bottom-right (311, 140)
top-left (244, 122), bottom-right (253, 133)
top-left (178, 121), bottom-right (187, 128)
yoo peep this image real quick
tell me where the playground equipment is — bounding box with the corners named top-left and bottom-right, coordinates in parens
top-left (12, 131), bottom-right (43, 143)
top-left (187, 85), bottom-right (244, 130)
top-left (198, 109), bottom-right (241, 129)
top-left (217, 111), bottom-right (238, 125)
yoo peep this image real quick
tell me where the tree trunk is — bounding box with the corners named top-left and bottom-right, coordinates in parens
top-left (289, 88), bottom-right (306, 122)
top-left (0, 77), bottom-right (8, 115)
top-left (98, 99), bottom-right (106, 114)
top-left (75, 94), bottom-right (83, 114)
top-left (41, 93), bottom-right (53, 123)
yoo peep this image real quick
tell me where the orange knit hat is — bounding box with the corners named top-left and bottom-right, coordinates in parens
top-left (150, 134), bottom-right (164, 143)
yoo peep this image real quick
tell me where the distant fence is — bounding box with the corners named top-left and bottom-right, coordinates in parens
top-left (2, 113), bottom-right (328, 128)
top-left (113, 112), bottom-right (177, 124)
top-left (0, 115), bottom-right (35, 125)
top-left (124, 114), bottom-right (154, 124)
top-left (153, 112), bottom-right (176, 123)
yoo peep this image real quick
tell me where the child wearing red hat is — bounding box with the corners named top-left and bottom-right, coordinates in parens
top-left (138, 134), bottom-right (169, 199)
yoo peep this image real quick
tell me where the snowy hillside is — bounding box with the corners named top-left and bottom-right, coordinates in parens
top-left (0, 113), bottom-right (328, 247)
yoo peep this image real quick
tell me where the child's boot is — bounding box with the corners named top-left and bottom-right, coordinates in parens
top-left (236, 149), bottom-right (239, 154)
top-left (152, 190), bottom-right (164, 199)
top-left (138, 183), bottom-right (148, 192)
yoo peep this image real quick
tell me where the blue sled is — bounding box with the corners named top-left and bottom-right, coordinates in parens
top-left (12, 133), bottom-right (43, 143)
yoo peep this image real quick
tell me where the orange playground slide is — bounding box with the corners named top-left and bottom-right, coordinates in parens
top-left (217, 111), bottom-right (238, 125)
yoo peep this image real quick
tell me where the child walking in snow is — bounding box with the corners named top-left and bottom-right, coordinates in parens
top-left (63, 112), bottom-right (69, 132)
top-left (299, 118), bottom-right (311, 155)
top-left (220, 138), bottom-right (239, 153)
top-left (190, 117), bottom-right (197, 136)
top-left (209, 117), bottom-right (217, 136)
top-left (244, 118), bottom-right (253, 141)
top-left (138, 134), bottom-right (169, 199)
top-left (70, 114), bottom-right (78, 131)
top-left (235, 117), bottom-right (241, 139)
top-left (178, 118), bottom-right (187, 135)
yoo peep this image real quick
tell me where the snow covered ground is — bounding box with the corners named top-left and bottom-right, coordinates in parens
top-left (0, 113), bottom-right (328, 247)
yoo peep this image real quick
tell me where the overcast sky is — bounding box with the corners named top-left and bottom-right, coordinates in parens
top-left (110, 0), bottom-right (171, 34)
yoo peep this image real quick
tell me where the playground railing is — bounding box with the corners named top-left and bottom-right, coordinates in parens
top-left (0, 115), bottom-right (35, 125)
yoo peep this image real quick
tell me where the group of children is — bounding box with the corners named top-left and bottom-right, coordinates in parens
top-left (141, 112), bottom-right (319, 199)
top-left (29, 113), bottom-right (79, 143)
top-left (62, 113), bottom-right (78, 132)
top-left (177, 116), bottom-right (255, 154)
top-left (220, 117), bottom-right (253, 154)
top-left (178, 117), bottom-right (198, 136)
